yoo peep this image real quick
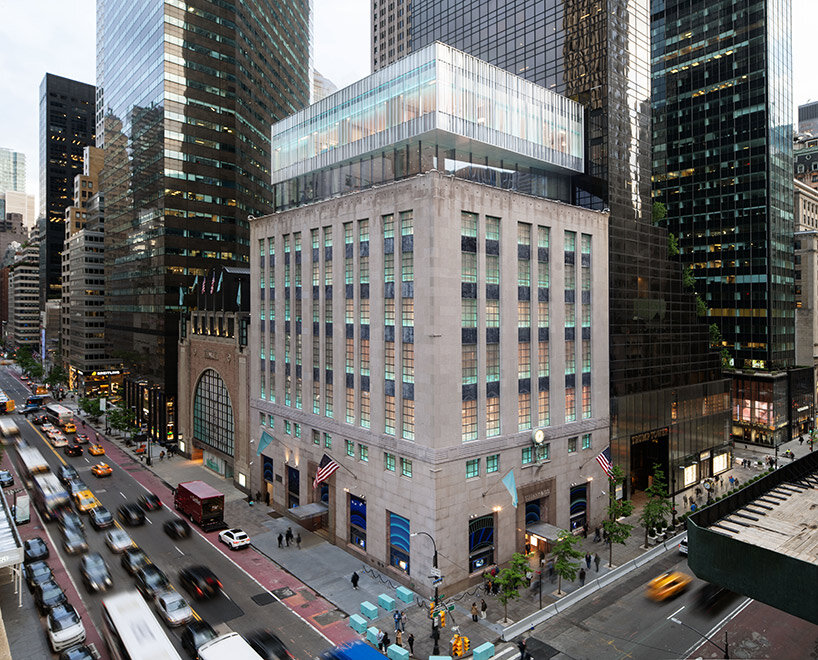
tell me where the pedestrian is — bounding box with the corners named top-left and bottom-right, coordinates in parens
top-left (484, 578), bottom-right (491, 595)
top-left (400, 610), bottom-right (407, 631)
top-left (517, 638), bottom-right (527, 660)
top-left (800, 435), bottom-right (805, 445)
top-left (585, 552), bottom-right (591, 569)
top-left (539, 549), bottom-right (545, 563)
top-left (296, 533), bottom-right (302, 549)
top-left (382, 633), bottom-right (390, 650)
top-left (471, 602), bottom-right (479, 622)
top-left (547, 559), bottom-right (555, 583)
top-left (277, 533), bottom-right (283, 548)
top-left (579, 568), bottom-right (586, 586)
top-left (377, 630), bottom-right (385, 651)
top-left (394, 610), bottom-right (402, 632)
top-left (480, 598), bottom-right (487, 619)
top-left (525, 569), bottom-right (533, 587)
top-left (395, 630), bottom-right (403, 647)
top-left (407, 633), bottom-right (415, 656)
top-left (594, 553), bottom-right (601, 572)
top-left (351, 571), bottom-right (360, 590)
top-left (160, 450), bottom-right (165, 461)
top-left (582, 525), bottom-right (588, 538)
top-left (593, 526), bottom-right (601, 542)
top-left (285, 527), bottom-right (293, 546)
top-left (492, 580), bottom-right (499, 595)
top-left (524, 541), bottom-right (531, 555)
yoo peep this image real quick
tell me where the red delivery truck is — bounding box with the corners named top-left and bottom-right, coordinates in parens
top-left (174, 480), bottom-right (227, 531)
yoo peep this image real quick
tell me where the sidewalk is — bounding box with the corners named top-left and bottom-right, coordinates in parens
top-left (67, 393), bottom-right (813, 655)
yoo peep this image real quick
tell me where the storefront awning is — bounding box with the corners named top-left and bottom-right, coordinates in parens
top-left (288, 502), bottom-right (329, 520)
top-left (526, 521), bottom-right (563, 543)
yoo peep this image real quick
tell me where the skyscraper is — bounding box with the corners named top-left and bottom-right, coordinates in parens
top-left (0, 148), bottom-right (26, 194)
top-left (38, 74), bottom-right (96, 308)
top-left (389, 1), bottom-right (730, 494)
top-left (652, 0), bottom-right (805, 447)
top-left (96, 0), bottom-right (312, 441)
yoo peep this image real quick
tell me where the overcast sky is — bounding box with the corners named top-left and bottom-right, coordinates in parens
top-left (0, 0), bottom-right (815, 205)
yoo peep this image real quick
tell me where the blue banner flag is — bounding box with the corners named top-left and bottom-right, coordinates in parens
top-left (178, 286), bottom-right (184, 306)
top-left (236, 281), bottom-right (242, 306)
top-left (501, 470), bottom-right (518, 508)
top-left (257, 430), bottom-right (274, 456)
top-left (217, 271), bottom-right (223, 292)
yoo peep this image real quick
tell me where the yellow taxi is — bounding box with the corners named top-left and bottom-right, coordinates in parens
top-left (88, 444), bottom-right (105, 456)
top-left (63, 422), bottom-right (77, 434)
top-left (646, 571), bottom-right (692, 602)
top-left (73, 489), bottom-right (97, 513)
top-left (91, 462), bottom-right (113, 478)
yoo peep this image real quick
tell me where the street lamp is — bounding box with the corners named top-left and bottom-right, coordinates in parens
top-left (410, 531), bottom-right (440, 656)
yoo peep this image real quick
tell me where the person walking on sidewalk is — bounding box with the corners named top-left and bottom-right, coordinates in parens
top-left (376, 630), bottom-right (385, 651)
top-left (585, 552), bottom-right (591, 569)
top-left (594, 553), bottom-right (601, 572)
top-left (517, 638), bottom-right (528, 660)
top-left (296, 533), bottom-right (302, 549)
top-left (480, 599), bottom-right (487, 619)
top-left (393, 610), bottom-right (402, 632)
top-left (579, 568), bottom-right (586, 586)
top-left (471, 602), bottom-right (479, 622)
top-left (382, 633), bottom-right (390, 650)
top-left (351, 571), bottom-right (360, 590)
top-left (285, 527), bottom-right (293, 546)
top-left (277, 533), bottom-right (283, 548)
top-left (407, 633), bottom-right (414, 656)
top-left (400, 610), bottom-right (407, 631)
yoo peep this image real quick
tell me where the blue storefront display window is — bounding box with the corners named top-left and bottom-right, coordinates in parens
top-left (350, 496), bottom-right (367, 551)
top-left (389, 512), bottom-right (410, 575)
top-left (263, 456), bottom-right (274, 484)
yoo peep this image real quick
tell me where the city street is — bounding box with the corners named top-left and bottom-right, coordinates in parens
top-left (0, 368), bottom-right (333, 659)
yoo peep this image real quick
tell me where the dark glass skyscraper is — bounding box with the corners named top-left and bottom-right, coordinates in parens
top-left (652, 0), bottom-right (794, 370)
top-left (97, 0), bottom-right (312, 438)
top-left (39, 74), bottom-right (95, 307)
top-left (399, 0), bottom-right (730, 493)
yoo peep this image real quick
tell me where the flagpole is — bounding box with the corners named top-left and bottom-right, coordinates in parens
top-left (480, 468), bottom-right (515, 499)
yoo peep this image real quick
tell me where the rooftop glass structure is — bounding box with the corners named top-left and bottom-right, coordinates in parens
top-left (271, 43), bottom-right (584, 210)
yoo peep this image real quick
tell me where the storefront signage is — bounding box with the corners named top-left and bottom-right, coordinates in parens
top-left (630, 427), bottom-right (669, 445)
top-left (91, 370), bottom-right (121, 376)
top-left (797, 406), bottom-right (809, 413)
top-left (524, 487), bottom-right (551, 500)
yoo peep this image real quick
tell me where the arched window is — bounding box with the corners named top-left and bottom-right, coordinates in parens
top-left (193, 369), bottom-right (234, 456)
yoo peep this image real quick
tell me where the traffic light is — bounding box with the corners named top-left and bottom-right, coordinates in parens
top-left (451, 635), bottom-right (463, 657)
top-left (462, 636), bottom-right (470, 655)
top-left (439, 610), bottom-right (446, 627)
top-left (429, 602), bottom-right (435, 618)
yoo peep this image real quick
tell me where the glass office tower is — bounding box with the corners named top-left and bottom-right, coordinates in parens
top-left (39, 74), bottom-right (96, 308)
top-left (402, 0), bottom-right (730, 493)
top-left (97, 0), bottom-right (312, 440)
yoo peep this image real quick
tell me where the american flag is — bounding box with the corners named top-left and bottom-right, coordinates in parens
top-left (210, 271), bottom-right (216, 294)
top-left (313, 453), bottom-right (340, 489)
top-left (596, 446), bottom-right (614, 479)
top-left (201, 274), bottom-right (207, 294)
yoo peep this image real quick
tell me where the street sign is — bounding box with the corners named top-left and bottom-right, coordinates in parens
top-left (432, 577), bottom-right (443, 585)
top-left (430, 567), bottom-right (441, 578)
top-left (447, 604), bottom-right (455, 611)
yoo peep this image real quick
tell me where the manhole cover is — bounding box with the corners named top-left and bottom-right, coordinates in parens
top-left (271, 586), bottom-right (296, 599)
top-left (268, 511), bottom-right (283, 519)
top-left (251, 592), bottom-right (276, 606)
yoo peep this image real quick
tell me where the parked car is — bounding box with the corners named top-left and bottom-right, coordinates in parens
top-left (57, 465), bottom-right (79, 485)
top-left (138, 493), bottom-right (162, 511)
top-left (61, 527), bottom-right (88, 555)
top-left (46, 603), bottom-right (86, 653)
top-left (218, 528), bottom-right (250, 550)
top-left (154, 589), bottom-right (193, 627)
top-left (91, 463), bottom-right (113, 478)
top-left (34, 579), bottom-right (67, 614)
top-left (178, 565), bottom-right (222, 600)
top-left (58, 644), bottom-right (95, 660)
top-left (134, 564), bottom-right (170, 600)
top-left (88, 444), bottom-right (105, 456)
top-left (0, 469), bottom-right (14, 487)
top-left (105, 528), bottom-right (134, 554)
top-left (163, 519), bottom-right (191, 540)
top-left (24, 537), bottom-right (50, 563)
top-left (24, 560), bottom-right (53, 592)
top-left (120, 547), bottom-right (151, 576)
top-left (89, 506), bottom-right (114, 530)
top-left (118, 503), bottom-right (146, 526)
top-left (678, 537), bottom-right (688, 556)
top-left (60, 644), bottom-right (96, 660)
top-left (180, 620), bottom-right (218, 659)
top-left (247, 630), bottom-right (293, 660)
top-left (80, 552), bottom-right (113, 593)
top-left (63, 443), bottom-right (83, 457)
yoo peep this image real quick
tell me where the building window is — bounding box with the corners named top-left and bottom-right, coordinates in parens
top-left (284, 420), bottom-right (291, 435)
top-left (346, 387), bottom-right (354, 423)
top-left (486, 300), bottom-right (500, 327)
top-left (539, 388), bottom-right (551, 425)
top-left (582, 384), bottom-right (592, 419)
top-left (565, 387), bottom-right (576, 422)
top-left (324, 432), bottom-right (332, 448)
top-left (518, 300), bottom-right (530, 328)
top-left (518, 341), bottom-right (531, 378)
top-left (581, 433), bottom-right (591, 450)
top-left (486, 396), bottom-right (500, 437)
top-left (400, 457), bottom-right (413, 477)
top-left (193, 369), bottom-right (235, 456)
top-left (385, 452), bottom-right (396, 471)
top-left (359, 444), bottom-right (369, 461)
top-left (486, 454), bottom-right (499, 473)
top-left (522, 447), bottom-right (533, 464)
top-left (466, 458), bottom-right (480, 479)
top-left (462, 399), bottom-right (477, 441)
top-left (468, 514), bottom-right (494, 573)
top-left (361, 390), bottom-right (370, 428)
top-left (350, 496), bottom-right (366, 550)
top-left (568, 437), bottom-right (577, 453)
top-left (259, 412), bottom-right (266, 426)
top-left (346, 439), bottom-right (355, 457)
top-left (294, 423), bottom-right (301, 439)
top-left (462, 344), bottom-right (477, 384)
top-left (518, 392), bottom-right (531, 431)
top-left (389, 512), bottom-right (411, 574)
top-left (402, 398), bottom-right (414, 440)
top-left (385, 395), bottom-right (396, 435)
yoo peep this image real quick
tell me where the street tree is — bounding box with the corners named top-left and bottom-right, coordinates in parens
top-left (602, 465), bottom-right (635, 568)
top-left (494, 552), bottom-right (530, 622)
top-left (45, 364), bottom-right (68, 389)
top-left (108, 406), bottom-right (138, 439)
top-left (78, 397), bottom-right (102, 421)
top-left (551, 530), bottom-right (583, 596)
top-left (639, 464), bottom-right (673, 546)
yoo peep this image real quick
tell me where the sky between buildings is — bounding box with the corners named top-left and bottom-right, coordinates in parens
top-left (0, 0), bottom-right (815, 206)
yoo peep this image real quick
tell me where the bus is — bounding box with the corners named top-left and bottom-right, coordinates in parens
top-left (198, 633), bottom-right (264, 660)
top-left (324, 641), bottom-right (387, 660)
top-left (0, 418), bottom-right (20, 444)
top-left (101, 591), bottom-right (182, 660)
top-left (16, 445), bottom-right (50, 485)
top-left (44, 402), bottom-right (74, 430)
top-left (31, 473), bottom-right (70, 522)
top-left (0, 389), bottom-right (14, 414)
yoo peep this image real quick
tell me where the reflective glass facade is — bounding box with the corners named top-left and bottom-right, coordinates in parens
top-left (97, 0), bottom-right (312, 397)
top-left (39, 74), bottom-right (95, 307)
top-left (652, 0), bottom-right (795, 369)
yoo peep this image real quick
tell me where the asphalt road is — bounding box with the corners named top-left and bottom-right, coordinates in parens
top-left (0, 368), bottom-right (330, 660)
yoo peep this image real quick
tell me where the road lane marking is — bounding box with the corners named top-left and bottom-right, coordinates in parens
top-left (174, 545), bottom-right (184, 556)
top-left (667, 605), bottom-right (685, 619)
top-left (680, 596), bottom-right (752, 658)
top-left (145, 517), bottom-right (152, 524)
top-left (120, 491), bottom-right (126, 499)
